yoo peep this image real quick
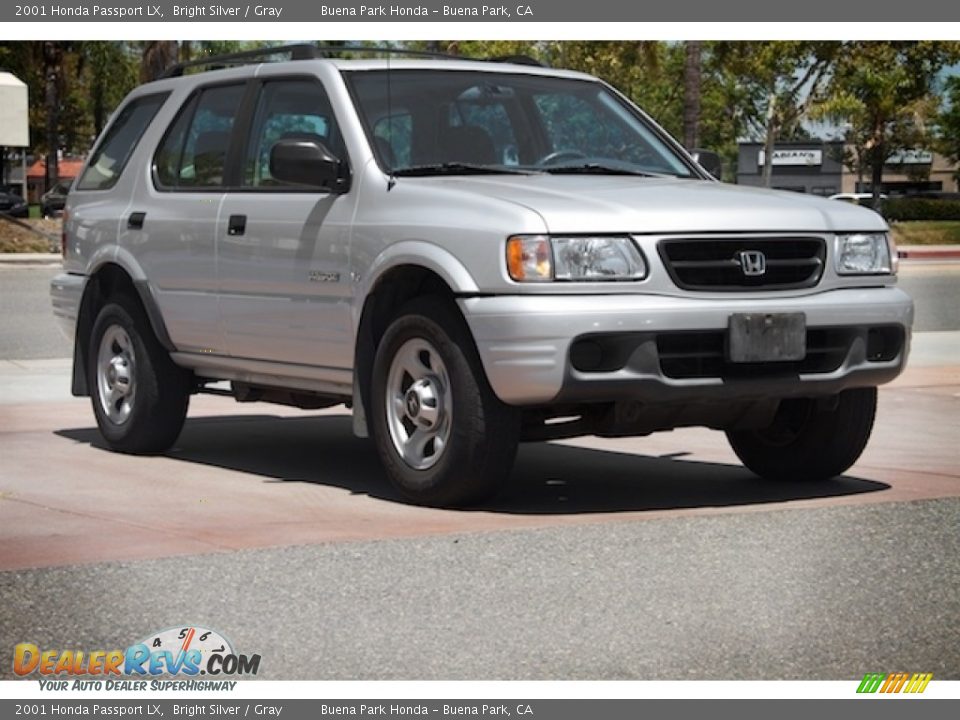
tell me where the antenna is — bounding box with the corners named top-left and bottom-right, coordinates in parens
top-left (385, 41), bottom-right (396, 191)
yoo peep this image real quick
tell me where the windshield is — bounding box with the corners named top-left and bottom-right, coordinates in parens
top-left (345, 70), bottom-right (697, 178)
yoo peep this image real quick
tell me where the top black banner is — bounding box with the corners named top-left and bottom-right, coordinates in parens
top-left (4, 0), bottom-right (960, 22)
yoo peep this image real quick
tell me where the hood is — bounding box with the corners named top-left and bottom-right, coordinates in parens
top-left (418, 175), bottom-right (887, 235)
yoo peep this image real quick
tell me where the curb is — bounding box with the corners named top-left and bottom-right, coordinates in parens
top-left (898, 248), bottom-right (960, 260)
top-left (0, 253), bottom-right (61, 265)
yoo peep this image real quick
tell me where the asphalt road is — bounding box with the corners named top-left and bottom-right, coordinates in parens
top-left (0, 265), bottom-right (72, 359)
top-left (0, 261), bottom-right (958, 681)
top-left (2, 499), bottom-right (958, 680)
top-left (897, 261), bottom-right (960, 331)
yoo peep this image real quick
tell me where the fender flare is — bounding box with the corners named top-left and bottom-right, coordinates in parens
top-left (72, 256), bottom-right (176, 396)
top-left (355, 240), bottom-right (480, 328)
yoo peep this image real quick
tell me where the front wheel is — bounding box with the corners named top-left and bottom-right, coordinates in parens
top-left (89, 298), bottom-right (191, 454)
top-left (370, 297), bottom-right (520, 507)
top-left (726, 387), bottom-right (878, 481)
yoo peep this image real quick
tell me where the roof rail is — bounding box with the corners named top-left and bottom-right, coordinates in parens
top-left (488, 55), bottom-right (547, 67)
top-left (161, 43), bottom-right (546, 79)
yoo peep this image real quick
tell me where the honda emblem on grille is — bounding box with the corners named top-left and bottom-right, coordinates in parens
top-left (737, 250), bottom-right (767, 276)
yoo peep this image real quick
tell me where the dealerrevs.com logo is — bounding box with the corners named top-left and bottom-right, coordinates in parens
top-left (13, 626), bottom-right (260, 690)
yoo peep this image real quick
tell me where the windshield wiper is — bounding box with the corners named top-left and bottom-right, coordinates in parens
top-left (392, 163), bottom-right (537, 177)
top-left (540, 163), bottom-right (676, 178)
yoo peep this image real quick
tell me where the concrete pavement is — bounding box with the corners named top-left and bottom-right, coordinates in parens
top-left (0, 332), bottom-right (957, 571)
top-left (0, 253), bottom-right (60, 265)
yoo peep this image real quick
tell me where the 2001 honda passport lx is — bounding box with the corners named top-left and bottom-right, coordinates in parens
top-left (51, 45), bottom-right (913, 506)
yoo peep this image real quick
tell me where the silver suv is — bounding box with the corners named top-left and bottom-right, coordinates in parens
top-left (51, 46), bottom-right (913, 506)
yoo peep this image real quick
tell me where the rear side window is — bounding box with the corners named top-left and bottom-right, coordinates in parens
top-left (154, 83), bottom-right (245, 189)
top-left (76, 93), bottom-right (168, 191)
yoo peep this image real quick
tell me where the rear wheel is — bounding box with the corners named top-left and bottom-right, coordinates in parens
top-left (370, 297), bottom-right (520, 507)
top-left (726, 387), bottom-right (878, 481)
top-left (89, 298), bottom-right (190, 454)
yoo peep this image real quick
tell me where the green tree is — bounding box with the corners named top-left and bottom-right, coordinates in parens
top-left (713, 41), bottom-right (837, 186)
top-left (82, 42), bottom-right (138, 136)
top-left (937, 76), bottom-right (960, 191)
top-left (813, 41), bottom-right (960, 206)
top-left (140, 41), bottom-right (179, 82)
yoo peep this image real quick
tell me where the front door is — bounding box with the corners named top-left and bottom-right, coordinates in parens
top-left (217, 77), bottom-right (355, 370)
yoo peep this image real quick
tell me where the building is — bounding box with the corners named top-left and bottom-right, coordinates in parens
top-left (24, 156), bottom-right (86, 204)
top-left (0, 71), bottom-right (29, 199)
top-left (737, 141), bottom-right (959, 196)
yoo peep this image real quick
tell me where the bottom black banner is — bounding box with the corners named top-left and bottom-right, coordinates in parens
top-left (2, 699), bottom-right (959, 720)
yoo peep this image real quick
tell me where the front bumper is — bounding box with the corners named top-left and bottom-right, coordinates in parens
top-left (459, 287), bottom-right (914, 406)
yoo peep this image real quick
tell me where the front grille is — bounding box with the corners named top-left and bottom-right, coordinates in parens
top-left (659, 237), bottom-right (826, 291)
top-left (656, 328), bottom-right (855, 380)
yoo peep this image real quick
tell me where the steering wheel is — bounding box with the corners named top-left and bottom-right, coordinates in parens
top-left (537, 150), bottom-right (588, 167)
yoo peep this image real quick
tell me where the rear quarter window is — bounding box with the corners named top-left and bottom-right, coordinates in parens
top-left (76, 93), bottom-right (169, 191)
top-left (154, 83), bottom-right (246, 189)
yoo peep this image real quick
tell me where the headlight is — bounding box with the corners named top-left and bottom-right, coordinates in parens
top-left (834, 233), bottom-right (894, 275)
top-left (507, 235), bottom-right (646, 282)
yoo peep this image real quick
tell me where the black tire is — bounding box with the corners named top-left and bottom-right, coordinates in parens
top-left (369, 296), bottom-right (520, 507)
top-left (88, 296), bottom-right (191, 454)
top-left (726, 387), bottom-right (878, 481)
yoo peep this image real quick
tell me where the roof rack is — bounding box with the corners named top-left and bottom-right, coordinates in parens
top-left (161, 43), bottom-right (547, 79)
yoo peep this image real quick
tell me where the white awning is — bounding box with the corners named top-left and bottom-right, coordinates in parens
top-left (0, 72), bottom-right (29, 147)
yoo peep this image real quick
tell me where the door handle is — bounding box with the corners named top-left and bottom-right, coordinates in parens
top-left (127, 212), bottom-right (146, 229)
top-left (227, 214), bottom-right (247, 236)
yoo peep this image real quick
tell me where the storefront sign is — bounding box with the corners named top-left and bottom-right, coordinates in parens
top-left (758, 149), bottom-right (823, 166)
top-left (887, 150), bottom-right (933, 164)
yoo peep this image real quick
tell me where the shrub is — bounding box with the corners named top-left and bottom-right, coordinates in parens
top-left (883, 198), bottom-right (960, 221)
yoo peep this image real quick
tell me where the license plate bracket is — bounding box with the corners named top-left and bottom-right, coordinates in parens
top-left (728, 312), bottom-right (806, 363)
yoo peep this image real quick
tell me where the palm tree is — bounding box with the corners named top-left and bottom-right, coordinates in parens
top-left (43, 41), bottom-right (65, 193)
top-left (683, 41), bottom-right (702, 150)
top-left (140, 41), bottom-right (178, 82)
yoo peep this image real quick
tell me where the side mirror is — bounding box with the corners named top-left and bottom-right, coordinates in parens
top-left (691, 149), bottom-right (723, 180)
top-left (269, 138), bottom-right (344, 191)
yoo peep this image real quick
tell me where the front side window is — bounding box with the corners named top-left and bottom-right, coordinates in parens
top-left (154, 83), bottom-right (245, 189)
top-left (76, 93), bottom-right (168, 191)
top-left (373, 112), bottom-right (412, 170)
top-left (346, 70), bottom-right (695, 178)
top-left (243, 79), bottom-right (343, 188)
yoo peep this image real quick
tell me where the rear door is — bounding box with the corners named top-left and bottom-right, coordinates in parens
top-left (128, 81), bottom-right (247, 355)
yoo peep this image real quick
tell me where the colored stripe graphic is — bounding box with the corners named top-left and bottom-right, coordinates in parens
top-left (882, 672), bottom-right (908, 693)
top-left (905, 673), bottom-right (934, 693)
top-left (857, 672), bottom-right (932, 694)
top-left (857, 673), bottom-right (886, 693)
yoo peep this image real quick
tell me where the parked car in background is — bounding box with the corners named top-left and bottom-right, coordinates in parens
top-left (41, 183), bottom-right (70, 218)
top-left (0, 190), bottom-right (29, 218)
top-left (829, 192), bottom-right (888, 207)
